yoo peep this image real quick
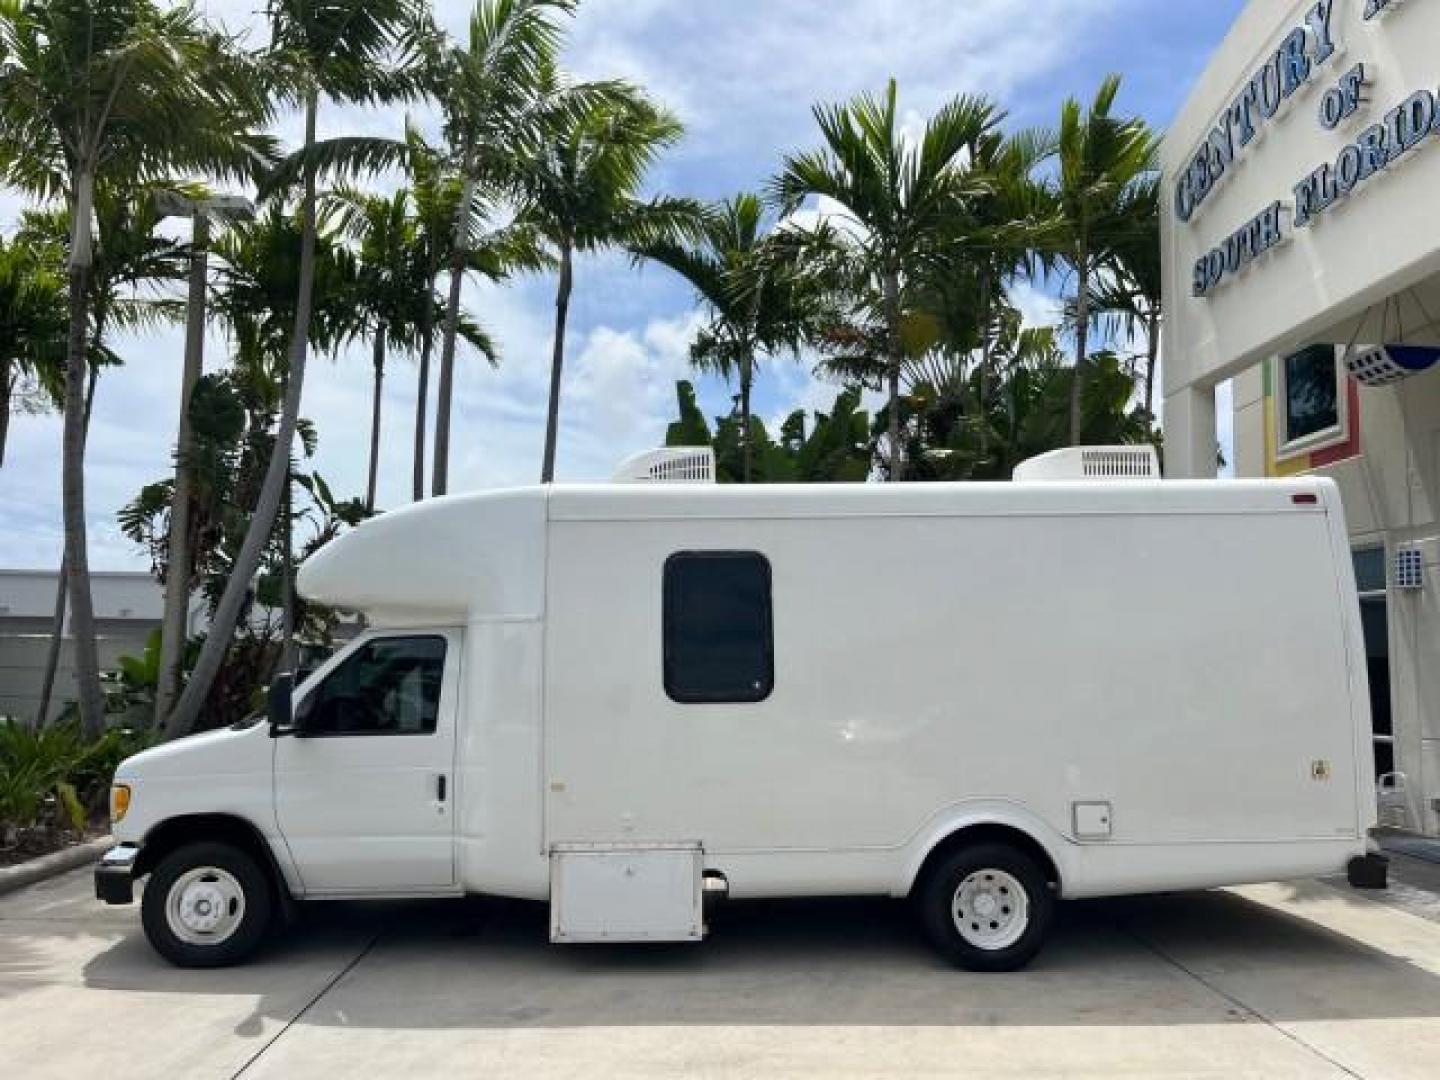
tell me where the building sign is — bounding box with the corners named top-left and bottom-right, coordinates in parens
top-left (1174, 1), bottom-right (1338, 226)
top-left (1181, 0), bottom-right (1434, 297)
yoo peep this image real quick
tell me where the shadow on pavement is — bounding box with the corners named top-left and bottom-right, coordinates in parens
top-left (71, 887), bottom-right (1440, 1031)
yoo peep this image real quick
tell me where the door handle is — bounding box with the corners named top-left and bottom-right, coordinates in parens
top-left (436, 773), bottom-right (447, 802)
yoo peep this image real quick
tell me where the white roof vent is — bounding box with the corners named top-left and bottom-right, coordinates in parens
top-left (612, 447), bottom-right (716, 484)
top-left (1013, 446), bottom-right (1161, 482)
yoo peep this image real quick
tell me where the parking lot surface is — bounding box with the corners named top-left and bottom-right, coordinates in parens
top-left (5, 859), bottom-right (1440, 1078)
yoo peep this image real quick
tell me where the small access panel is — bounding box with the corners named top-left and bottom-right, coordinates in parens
top-left (550, 843), bottom-right (704, 943)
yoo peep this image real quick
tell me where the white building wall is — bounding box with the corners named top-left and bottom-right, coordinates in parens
top-left (0, 570), bottom-right (210, 723)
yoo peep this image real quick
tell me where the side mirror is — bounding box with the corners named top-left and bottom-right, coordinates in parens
top-left (267, 673), bottom-right (295, 736)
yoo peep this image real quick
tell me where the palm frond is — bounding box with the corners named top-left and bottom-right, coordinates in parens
top-left (260, 135), bottom-right (410, 200)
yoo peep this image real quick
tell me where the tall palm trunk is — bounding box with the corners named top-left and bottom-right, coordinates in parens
top-left (1069, 256), bottom-right (1091, 447)
top-left (166, 92), bottom-right (322, 740)
top-left (740, 356), bottom-right (754, 484)
top-left (366, 327), bottom-right (386, 512)
top-left (882, 267), bottom-right (904, 481)
top-left (541, 242), bottom-right (573, 484)
top-left (1143, 305), bottom-right (1159, 421)
top-left (280, 460), bottom-right (295, 674)
top-left (0, 357), bottom-right (11, 468)
top-left (975, 268), bottom-right (995, 467)
top-left (35, 369), bottom-right (99, 728)
top-left (432, 166), bottom-right (477, 498)
top-left (413, 295), bottom-right (433, 501)
top-left (155, 212), bottom-right (210, 725)
top-left (62, 168), bottom-right (105, 736)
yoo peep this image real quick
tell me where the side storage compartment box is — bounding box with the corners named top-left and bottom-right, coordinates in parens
top-left (550, 843), bottom-right (703, 943)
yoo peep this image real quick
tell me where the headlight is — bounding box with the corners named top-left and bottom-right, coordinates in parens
top-left (110, 784), bottom-right (132, 824)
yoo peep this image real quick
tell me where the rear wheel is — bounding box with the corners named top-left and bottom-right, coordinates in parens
top-left (919, 843), bottom-right (1053, 972)
top-left (141, 841), bottom-right (274, 968)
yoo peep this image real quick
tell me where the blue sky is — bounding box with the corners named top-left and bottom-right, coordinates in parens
top-left (0, 0), bottom-right (1247, 570)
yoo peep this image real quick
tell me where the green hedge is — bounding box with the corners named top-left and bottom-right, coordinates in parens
top-left (0, 721), bottom-right (156, 835)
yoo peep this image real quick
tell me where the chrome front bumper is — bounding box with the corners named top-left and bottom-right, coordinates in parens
top-left (94, 844), bottom-right (139, 905)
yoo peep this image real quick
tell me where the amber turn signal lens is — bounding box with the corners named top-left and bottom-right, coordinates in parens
top-left (110, 784), bottom-right (131, 824)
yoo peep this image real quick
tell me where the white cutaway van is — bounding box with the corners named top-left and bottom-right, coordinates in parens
top-left (96, 446), bottom-right (1386, 970)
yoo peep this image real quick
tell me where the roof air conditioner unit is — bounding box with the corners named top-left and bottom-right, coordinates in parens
top-left (611, 448), bottom-right (716, 484)
top-left (1013, 446), bottom-right (1161, 482)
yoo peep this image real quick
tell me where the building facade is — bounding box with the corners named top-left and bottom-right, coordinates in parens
top-left (0, 570), bottom-right (190, 722)
top-left (1163, 0), bottom-right (1440, 834)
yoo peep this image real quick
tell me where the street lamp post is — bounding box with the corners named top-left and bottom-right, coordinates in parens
top-left (153, 193), bottom-right (254, 726)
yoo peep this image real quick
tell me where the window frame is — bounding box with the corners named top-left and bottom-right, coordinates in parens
top-left (662, 550), bottom-right (775, 705)
top-left (293, 633), bottom-right (449, 738)
top-left (1352, 545), bottom-right (1395, 778)
top-left (1275, 344), bottom-right (1350, 462)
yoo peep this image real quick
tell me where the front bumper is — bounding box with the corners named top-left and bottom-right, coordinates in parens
top-left (94, 844), bottom-right (139, 905)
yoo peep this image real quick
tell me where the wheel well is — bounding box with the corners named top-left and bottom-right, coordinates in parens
top-left (910, 823), bottom-right (1061, 898)
top-left (136, 814), bottom-right (290, 898)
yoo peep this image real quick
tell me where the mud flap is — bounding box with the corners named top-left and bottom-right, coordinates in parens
top-left (1347, 853), bottom-right (1389, 890)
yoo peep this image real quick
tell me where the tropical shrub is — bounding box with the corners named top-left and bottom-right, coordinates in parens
top-left (0, 720), bottom-right (156, 841)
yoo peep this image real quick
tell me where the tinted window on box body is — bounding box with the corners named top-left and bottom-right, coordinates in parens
top-left (664, 552), bottom-right (774, 703)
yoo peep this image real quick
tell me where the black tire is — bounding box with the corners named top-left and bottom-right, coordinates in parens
top-left (141, 841), bottom-right (274, 968)
top-left (918, 843), bottom-right (1053, 972)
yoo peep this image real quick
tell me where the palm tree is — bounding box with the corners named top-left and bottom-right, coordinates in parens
top-left (515, 90), bottom-right (699, 482)
top-left (425, 0), bottom-right (609, 497)
top-left (166, 0), bottom-right (425, 740)
top-left (0, 0), bottom-right (273, 734)
top-left (327, 183), bottom-right (501, 511)
top-left (336, 188), bottom-right (413, 511)
top-left (956, 128), bottom-right (1054, 461)
top-left (1043, 75), bottom-right (1159, 446)
top-left (0, 231), bottom-right (68, 467)
top-left (1091, 175), bottom-right (1162, 420)
top-left (393, 125), bottom-right (546, 499)
top-left (399, 126), bottom-right (455, 500)
top-left (773, 80), bottom-right (1001, 480)
top-left (21, 188), bottom-right (207, 729)
top-left (640, 194), bottom-right (815, 483)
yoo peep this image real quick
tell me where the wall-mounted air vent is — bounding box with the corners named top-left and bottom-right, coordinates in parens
top-left (1395, 548), bottom-right (1425, 591)
top-left (1013, 446), bottom-right (1161, 482)
top-left (611, 448), bottom-right (716, 484)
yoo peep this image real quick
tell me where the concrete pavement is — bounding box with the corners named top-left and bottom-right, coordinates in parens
top-left (3, 861), bottom-right (1440, 1078)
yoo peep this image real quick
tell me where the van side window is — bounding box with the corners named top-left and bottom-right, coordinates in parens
top-left (295, 636), bottom-right (447, 736)
top-left (664, 552), bottom-right (773, 704)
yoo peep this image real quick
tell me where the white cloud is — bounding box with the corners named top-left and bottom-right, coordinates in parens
top-left (1009, 280), bottom-right (1064, 330)
top-left (566, 0), bottom-right (1122, 168)
top-left (767, 359), bottom-right (883, 439)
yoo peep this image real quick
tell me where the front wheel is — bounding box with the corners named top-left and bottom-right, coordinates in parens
top-left (141, 841), bottom-right (274, 968)
top-left (918, 843), bottom-right (1053, 972)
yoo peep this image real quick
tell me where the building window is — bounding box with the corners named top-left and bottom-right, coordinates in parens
top-left (663, 552), bottom-right (774, 703)
top-left (1353, 548), bottom-right (1393, 778)
top-left (1276, 345), bottom-right (1349, 460)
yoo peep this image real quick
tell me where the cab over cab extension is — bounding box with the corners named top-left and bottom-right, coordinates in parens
top-left (97, 447), bottom-right (1384, 971)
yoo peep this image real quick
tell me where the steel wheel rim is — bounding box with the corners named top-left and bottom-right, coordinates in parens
top-left (952, 869), bottom-right (1029, 951)
top-left (165, 867), bottom-right (246, 946)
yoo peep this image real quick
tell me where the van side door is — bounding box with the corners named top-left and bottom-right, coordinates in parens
top-left (274, 630), bottom-right (460, 893)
